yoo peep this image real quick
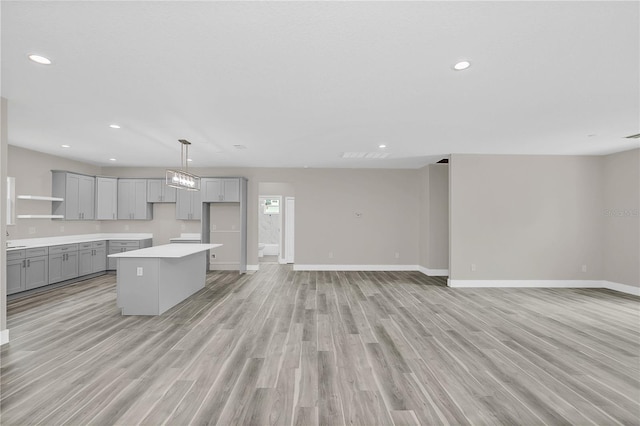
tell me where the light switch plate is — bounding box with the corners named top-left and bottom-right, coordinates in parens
top-left (137, 267), bottom-right (143, 276)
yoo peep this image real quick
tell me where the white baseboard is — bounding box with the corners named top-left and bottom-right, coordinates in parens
top-left (447, 279), bottom-right (602, 288)
top-left (209, 262), bottom-right (240, 271)
top-left (246, 264), bottom-right (260, 271)
top-left (0, 329), bottom-right (9, 346)
top-left (447, 279), bottom-right (640, 296)
top-left (293, 264), bottom-right (419, 272)
top-left (417, 266), bottom-right (449, 276)
top-left (278, 258), bottom-right (287, 264)
top-left (602, 280), bottom-right (640, 296)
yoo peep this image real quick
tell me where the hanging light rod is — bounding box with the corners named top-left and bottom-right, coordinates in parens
top-left (166, 139), bottom-right (201, 191)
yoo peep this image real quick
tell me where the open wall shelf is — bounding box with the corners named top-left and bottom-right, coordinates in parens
top-left (18, 195), bottom-right (64, 201)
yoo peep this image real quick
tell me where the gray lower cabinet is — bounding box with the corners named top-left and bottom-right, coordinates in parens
top-left (49, 244), bottom-right (79, 284)
top-left (80, 241), bottom-right (107, 274)
top-left (25, 255), bottom-right (49, 290)
top-left (7, 248), bottom-right (50, 294)
top-left (107, 240), bottom-right (141, 270)
top-left (7, 239), bottom-right (146, 295)
top-left (7, 258), bottom-right (25, 294)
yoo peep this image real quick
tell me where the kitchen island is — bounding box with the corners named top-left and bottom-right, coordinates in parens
top-left (109, 243), bottom-right (222, 315)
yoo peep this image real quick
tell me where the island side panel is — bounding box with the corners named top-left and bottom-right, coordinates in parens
top-left (158, 252), bottom-right (207, 315)
top-left (117, 258), bottom-right (160, 315)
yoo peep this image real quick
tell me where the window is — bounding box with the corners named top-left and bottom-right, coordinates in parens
top-left (263, 198), bottom-right (280, 214)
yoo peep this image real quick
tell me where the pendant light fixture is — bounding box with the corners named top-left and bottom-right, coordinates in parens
top-left (166, 139), bottom-right (201, 191)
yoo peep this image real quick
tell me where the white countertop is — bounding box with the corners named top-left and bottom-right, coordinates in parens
top-left (169, 233), bottom-right (202, 242)
top-left (6, 233), bottom-right (153, 251)
top-left (108, 243), bottom-right (222, 258)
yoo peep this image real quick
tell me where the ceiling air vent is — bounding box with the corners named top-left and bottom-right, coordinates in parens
top-left (341, 152), bottom-right (390, 159)
top-left (624, 133), bottom-right (640, 139)
top-left (233, 144), bottom-right (248, 150)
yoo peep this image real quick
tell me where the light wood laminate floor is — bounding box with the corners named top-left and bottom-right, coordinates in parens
top-left (1, 265), bottom-right (639, 425)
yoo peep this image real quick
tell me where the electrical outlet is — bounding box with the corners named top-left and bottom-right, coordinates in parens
top-left (471, 263), bottom-right (477, 272)
top-left (124, 225), bottom-right (130, 231)
top-left (395, 252), bottom-right (400, 259)
top-left (137, 267), bottom-right (143, 276)
top-left (581, 264), bottom-right (587, 272)
top-left (28, 227), bottom-right (36, 234)
top-left (328, 251), bottom-right (333, 259)
top-left (95, 224), bottom-right (100, 231)
top-left (181, 223), bottom-right (186, 230)
top-left (60, 225), bottom-right (65, 232)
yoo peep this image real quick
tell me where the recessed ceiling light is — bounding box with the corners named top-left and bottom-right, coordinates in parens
top-left (378, 144), bottom-right (387, 149)
top-left (187, 158), bottom-right (193, 162)
top-left (453, 60), bottom-right (471, 71)
top-left (109, 158), bottom-right (117, 161)
top-left (109, 124), bottom-right (121, 129)
top-left (61, 144), bottom-right (70, 148)
top-left (28, 54), bottom-right (52, 65)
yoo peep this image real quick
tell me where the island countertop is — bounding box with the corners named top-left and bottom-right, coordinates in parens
top-left (108, 243), bottom-right (222, 258)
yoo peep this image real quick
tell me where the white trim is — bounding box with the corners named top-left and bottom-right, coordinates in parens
top-left (294, 264), bottom-right (420, 271)
top-left (447, 279), bottom-right (602, 288)
top-left (285, 197), bottom-right (295, 263)
top-left (602, 280), bottom-right (640, 296)
top-left (0, 329), bottom-right (9, 346)
top-left (278, 257), bottom-right (287, 264)
top-left (262, 243), bottom-right (279, 256)
top-left (246, 264), bottom-right (260, 271)
top-left (417, 266), bottom-right (449, 276)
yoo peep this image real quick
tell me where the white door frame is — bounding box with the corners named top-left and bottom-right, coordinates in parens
top-left (285, 197), bottom-right (295, 264)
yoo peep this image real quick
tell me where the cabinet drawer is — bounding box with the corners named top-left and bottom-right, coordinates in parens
top-left (26, 247), bottom-right (48, 257)
top-left (79, 242), bottom-right (93, 249)
top-left (109, 241), bottom-right (140, 249)
top-left (49, 244), bottom-right (79, 254)
top-left (92, 240), bottom-right (106, 248)
top-left (7, 250), bottom-right (26, 261)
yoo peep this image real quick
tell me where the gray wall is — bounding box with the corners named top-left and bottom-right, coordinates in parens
top-left (7, 146), bottom-right (102, 239)
top-left (449, 154), bottom-right (604, 280)
top-left (602, 148), bottom-right (640, 288)
top-left (101, 166), bottom-right (421, 267)
top-left (418, 164), bottom-right (449, 271)
top-left (428, 164), bottom-right (449, 269)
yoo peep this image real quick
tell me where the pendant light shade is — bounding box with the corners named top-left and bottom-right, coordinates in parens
top-left (166, 139), bottom-right (200, 191)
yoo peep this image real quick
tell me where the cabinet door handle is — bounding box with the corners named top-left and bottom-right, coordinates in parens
top-left (27, 259), bottom-right (30, 267)
top-left (22, 260), bottom-right (26, 268)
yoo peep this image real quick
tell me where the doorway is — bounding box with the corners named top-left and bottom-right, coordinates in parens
top-left (258, 182), bottom-right (295, 266)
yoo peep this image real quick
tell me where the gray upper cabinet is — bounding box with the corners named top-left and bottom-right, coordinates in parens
top-left (201, 178), bottom-right (240, 202)
top-left (118, 179), bottom-right (152, 220)
top-left (176, 189), bottom-right (201, 220)
top-left (52, 171), bottom-right (96, 220)
top-left (96, 177), bottom-right (118, 220)
top-left (147, 179), bottom-right (177, 203)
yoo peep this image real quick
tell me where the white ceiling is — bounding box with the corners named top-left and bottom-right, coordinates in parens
top-left (2, 1), bottom-right (639, 168)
